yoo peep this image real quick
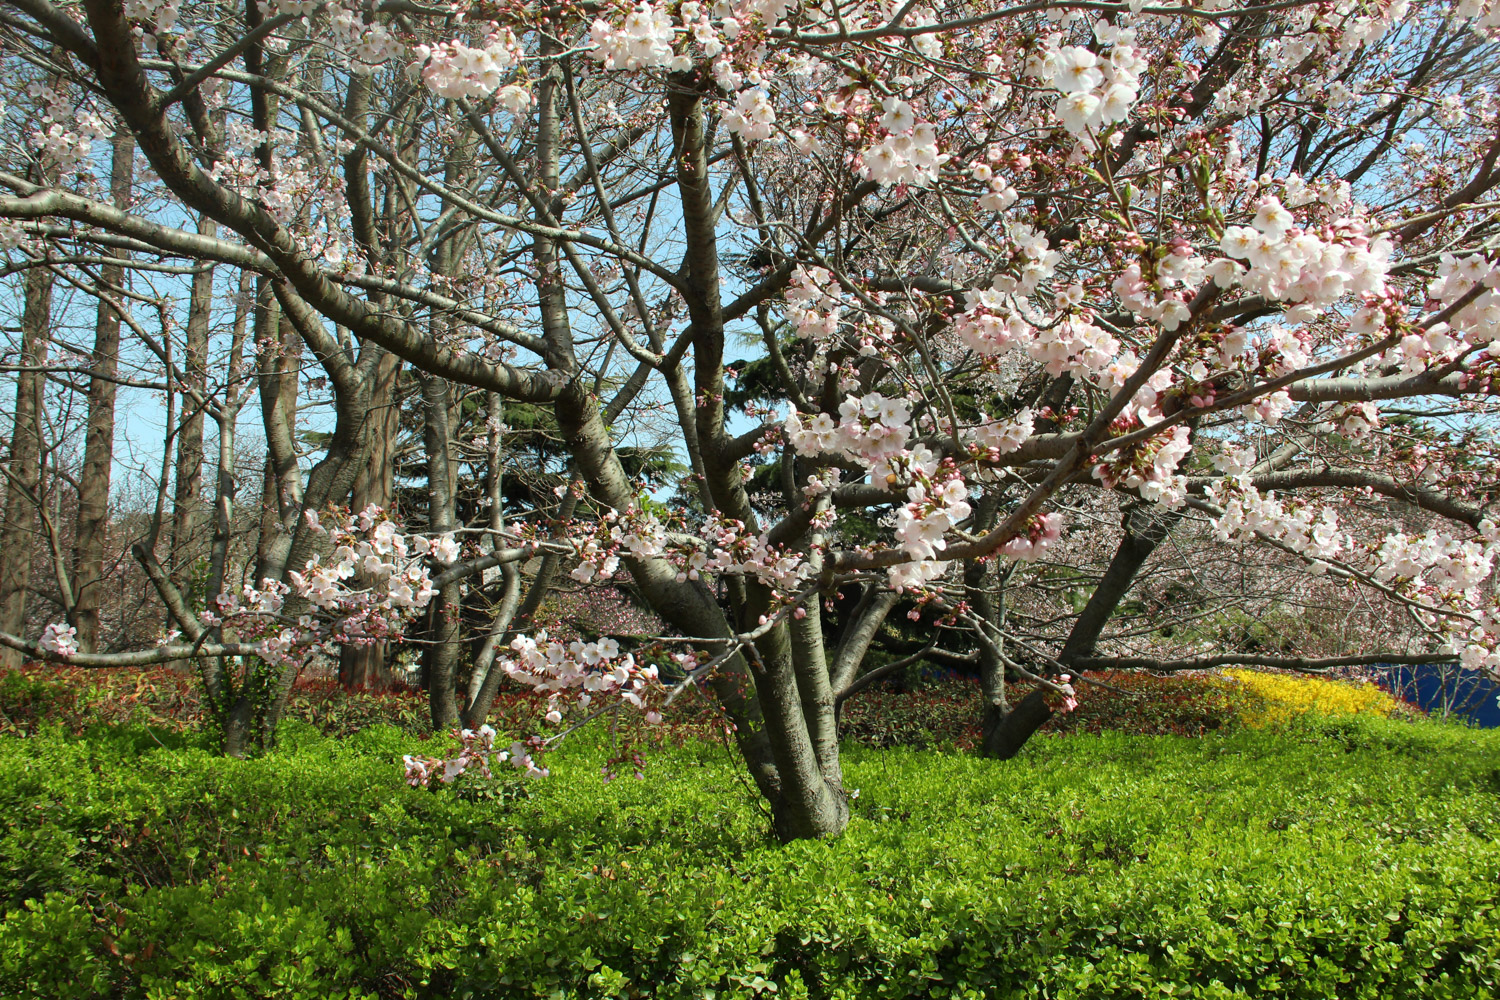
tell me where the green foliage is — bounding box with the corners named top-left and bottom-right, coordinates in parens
top-left (3, 717), bottom-right (1500, 998)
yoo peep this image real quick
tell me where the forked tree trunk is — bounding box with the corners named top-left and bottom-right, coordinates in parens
top-left (0, 264), bottom-right (54, 669)
top-left (982, 690), bottom-right (1054, 759)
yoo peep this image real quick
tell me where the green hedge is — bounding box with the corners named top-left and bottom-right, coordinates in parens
top-left (3, 718), bottom-right (1500, 998)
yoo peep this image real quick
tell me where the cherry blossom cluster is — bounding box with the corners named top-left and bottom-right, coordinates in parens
top-left (1372, 525), bottom-right (1500, 674)
top-left (1093, 424), bottom-right (1192, 506)
top-left (569, 506), bottom-right (667, 584)
top-left (1033, 25), bottom-right (1145, 137)
top-left (1425, 252), bottom-right (1500, 356)
top-left (41, 505), bottom-right (455, 667)
top-left (998, 511), bottom-right (1066, 562)
top-left (1454, 0), bottom-right (1500, 33)
top-left (38, 623), bottom-right (78, 658)
top-left (288, 506), bottom-right (447, 614)
top-left (1319, 401), bottom-right (1382, 440)
top-left (1210, 479), bottom-right (1499, 671)
top-left (889, 471), bottom-right (972, 590)
top-left (961, 408), bottom-right (1036, 461)
top-left (689, 514), bottom-right (815, 590)
top-left (724, 87), bottom-right (776, 141)
top-left (28, 86), bottom-right (108, 179)
top-left (1217, 198), bottom-right (1391, 310)
top-left (1374, 529), bottom-right (1496, 594)
top-left (500, 633), bottom-right (668, 727)
top-left (410, 33), bottom-right (522, 100)
top-left (784, 392), bottom-right (914, 466)
top-left (122, 0), bottom-right (180, 54)
top-left (785, 266), bottom-right (844, 344)
top-left (567, 504), bottom-right (817, 598)
top-left (1210, 479), bottom-right (1345, 564)
top-left (1111, 250), bottom-right (1206, 332)
top-left (954, 289), bottom-right (1121, 384)
top-left (588, 2), bottom-right (679, 72)
top-left (327, 4), bottom-right (404, 71)
top-left (403, 724), bottom-right (549, 784)
top-left (861, 100), bottom-right (948, 188)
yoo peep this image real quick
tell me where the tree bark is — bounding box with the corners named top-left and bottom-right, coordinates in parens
top-left (1059, 506), bottom-right (1182, 665)
top-left (981, 689), bottom-right (1054, 760)
top-left (337, 348), bottom-right (402, 689)
top-left (70, 128), bottom-right (135, 653)
top-left (0, 263), bottom-right (54, 669)
top-left (253, 280), bottom-right (303, 586)
top-left (421, 374), bottom-right (462, 729)
top-left (168, 214), bottom-right (217, 623)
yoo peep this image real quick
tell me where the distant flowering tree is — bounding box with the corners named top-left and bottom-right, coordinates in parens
top-left (0, 0), bottom-right (1496, 837)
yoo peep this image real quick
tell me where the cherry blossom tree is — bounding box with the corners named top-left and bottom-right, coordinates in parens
top-left (0, 0), bottom-right (1496, 838)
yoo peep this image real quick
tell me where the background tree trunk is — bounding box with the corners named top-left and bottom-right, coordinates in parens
top-left (337, 349), bottom-right (402, 689)
top-left (421, 373), bottom-right (462, 729)
top-left (0, 263), bottom-right (54, 669)
top-left (167, 214), bottom-right (218, 639)
top-left (69, 129), bottom-right (135, 653)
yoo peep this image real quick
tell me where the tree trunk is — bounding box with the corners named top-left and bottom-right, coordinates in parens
top-left (198, 269), bottom-right (252, 714)
top-left (167, 214), bottom-right (217, 627)
top-left (421, 374), bottom-right (462, 729)
top-left (253, 280), bottom-right (303, 586)
top-left (974, 505), bottom-right (1181, 760)
top-left (69, 129), bottom-right (135, 653)
top-left (338, 349), bottom-right (402, 689)
top-left (461, 391), bottom-right (523, 719)
top-left (981, 689), bottom-right (1054, 760)
top-left (1059, 506), bottom-right (1183, 665)
top-left (0, 264), bottom-right (54, 669)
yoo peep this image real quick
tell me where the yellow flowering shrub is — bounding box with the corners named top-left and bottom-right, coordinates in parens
top-left (1222, 668), bottom-right (1405, 727)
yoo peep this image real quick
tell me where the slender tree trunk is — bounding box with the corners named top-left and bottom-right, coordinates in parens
top-left (967, 556), bottom-right (1049, 759)
top-left (253, 281), bottom-right (303, 586)
top-left (462, 391), bottom-right (520, 713)
top-left (975, 505), bottom-right (1182, 759)
top-left (199, 268), bottom-right (252, 713)
top-left (70, 129), bottom-right (135, 653)
top-left (461, 476), bottom-right (573, 728)
top-left (959, 495), bottom-right (1057, 760)
top-left (168, 215), bottom-right (217, 621)
top-left (421, 374), bottom-right (462, 729)
top-left (0, 265), bottom-right (54, 669)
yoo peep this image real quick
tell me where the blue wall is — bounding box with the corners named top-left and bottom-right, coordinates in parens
top-left (1380, 663), bottom-right (1500, 728)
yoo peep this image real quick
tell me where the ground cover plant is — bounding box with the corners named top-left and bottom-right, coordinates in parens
top-left (1, 0), bottom-right (1498, 845)
top-left (2, 704), bottom-right (1497, 1000)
